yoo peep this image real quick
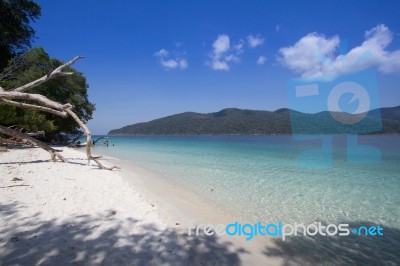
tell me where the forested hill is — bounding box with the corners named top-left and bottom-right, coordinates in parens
top-left (108, 106), bottom-right (400, 135)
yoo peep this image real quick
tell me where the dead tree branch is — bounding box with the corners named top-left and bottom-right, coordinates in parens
top-left (0, 98), bottom-right (68, 117)
top-left (12, 56), bottom-right (84, 93)
top-left (0, 56), bottom-right (119, 170)
top-left (64, 108), bottom-right (119, 170)
top-left (65, 108), bottom-right (92, 164)
top-left (92, 157), bottom-right (120, 170)
top-left (0, 91), bottom-right (72, 110)
top-left (0, 125), bottom-right (68, 162)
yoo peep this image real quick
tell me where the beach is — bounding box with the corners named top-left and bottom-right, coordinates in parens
top-left (0, 146), bottom-right (276, 265)
top-left (1, 0), bottom-right (400, 264)
top-left (1, 140), bottom-right (399, 265)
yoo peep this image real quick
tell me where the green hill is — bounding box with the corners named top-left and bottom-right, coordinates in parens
top-left (108, 106), bottom-right (400, 135)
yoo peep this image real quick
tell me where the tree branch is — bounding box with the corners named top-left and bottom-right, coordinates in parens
top-left (0, 98), bottom-right (68, 117)
top-left (0, 125), bottom-right (68, 163)
top-left (92, 157), bottom-right (121, 170)
top-left (64, 108), bottom-right (120, 170)
top-left (12, 56), bottom-right (84, 92)
top-left (0, 91), bottom-right (71, 110)
top-left (0, 55), bottom-right (119, 170)
top-left (65, 108), bottom-right (92, 164)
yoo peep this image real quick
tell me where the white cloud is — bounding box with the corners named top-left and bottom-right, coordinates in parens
top-left (211, 60), bottom-right (229, 71)
top-left (278, 24), bottom-right (400, 78)
top-left (278, 33), bottom-right (339, 77)
top-left (225, 54), bottom-right (240, 62)
top-left (213, 34), bottom-right (230, 56)
top-left (247, 34), bottom-right (265, 48)
top-left (257, 56), bottom-right (266, 65)
top-left (154, 48), bottom-right (169, 57)
top-left (276, 25), bottom-right (281, 33)
top-left (234, 39), bottom-right (245, 54)
top-left (209, 34), bottom-right (242, 71)
top-left (160, 59), bottom-right (178, 69)
top-left (179, 59), bottom-right (188, 69)
top-left (154, 48), bottom-right (188, 70)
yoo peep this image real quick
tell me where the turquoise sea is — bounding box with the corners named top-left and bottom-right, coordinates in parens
top-left (92, 135), bottom-right (400, 228)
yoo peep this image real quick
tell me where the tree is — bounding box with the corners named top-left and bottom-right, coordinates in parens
top-left (0, 47), bottom-right (95, 139)
top-left (0, 55), bottom-right (118, 170)
top-left (0, 0), bottom-right (41, 70)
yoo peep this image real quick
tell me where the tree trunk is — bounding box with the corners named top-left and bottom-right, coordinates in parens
top-left (65, 108), bottom-right (92, 164)
top-left (0, 55), bottom-right (119, 170)
top-left (0, 125), bottom-right (68, 162)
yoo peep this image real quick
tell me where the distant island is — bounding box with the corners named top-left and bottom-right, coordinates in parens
top-left (108, 106), bottom-right (400, 135)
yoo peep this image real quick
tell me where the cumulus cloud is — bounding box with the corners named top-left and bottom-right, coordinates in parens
top-left (154, 48), bottom-right (169, 57)
top-left (278, 24), bottom-right (400, 78)
top-left (154, 48), bottom-right (188, 70)
top-left (208, 34), bottom-right (243, 71)
top-left (257, 56), bottom-right (266, 65)
top-left (247, 34), bottom-right (265, 48)
top-left (211, 60), bottom-right (229, 71)
top-left (213, 34), bottom-right (230, 55)
top-left (278, 33), bottom-right (339, 77)
top-left (159, 58), bottom-right (188, 69)
top-left (234, 39), bottom-right (245, 54)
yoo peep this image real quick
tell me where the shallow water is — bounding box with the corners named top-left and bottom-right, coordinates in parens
top-left (93, 135), bottom-right (400, 228)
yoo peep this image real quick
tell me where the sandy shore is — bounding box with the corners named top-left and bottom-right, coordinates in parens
top-left (0, 146), bottom-right (280, 265)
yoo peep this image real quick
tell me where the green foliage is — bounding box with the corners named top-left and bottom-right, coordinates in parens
top-left (0, 1), bottom-right (94, 140)
top-left (19, 109), bottom-right (57, 132)
top-left (108, 107), bottom-right (400, 135)
top-left (0, 104), bottom-right (18, 124)
top-left (0, 104), bottom-right (57, 133)
top-left (109, 108), bottom-right (294, 135)
top-left (0, 47), bottom-right (95, 138)
top-left (0, 0), bottom-right (41, 70)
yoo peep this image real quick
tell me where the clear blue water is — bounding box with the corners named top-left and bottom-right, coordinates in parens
top-left (92, 135), bottom-right (400, 227)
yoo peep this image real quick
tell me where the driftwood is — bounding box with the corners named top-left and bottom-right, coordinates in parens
top-left (92, 136), bottom-right (106, 145)
top-left (0, 125), bottom-right (67, 162)
top-left (12, 56), bottom-right (83, 93)
top-left (0, 56), bottom-right (119, 170)
top-left (68, 132), bottom-right (84, 146)
top-left (27, 131), bottom-right (45, 137)
top-left (0, 98), bottom-right (68, 117)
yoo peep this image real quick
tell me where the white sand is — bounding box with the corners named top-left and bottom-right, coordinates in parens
top-left (0, 146), bottom-right (281, 265)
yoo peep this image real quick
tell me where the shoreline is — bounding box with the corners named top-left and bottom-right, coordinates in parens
top-left (93, 147), bottom-right (278, 264)
top-left (0, 145), bottom-right (279, 265)
top-left (116, 157), bottom-right (277, 260)
top-left (1, 144), bottom-right (399, 265)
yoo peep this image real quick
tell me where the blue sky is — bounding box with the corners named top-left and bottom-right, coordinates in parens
top-left (34, 0), bottom-right (400, 134)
